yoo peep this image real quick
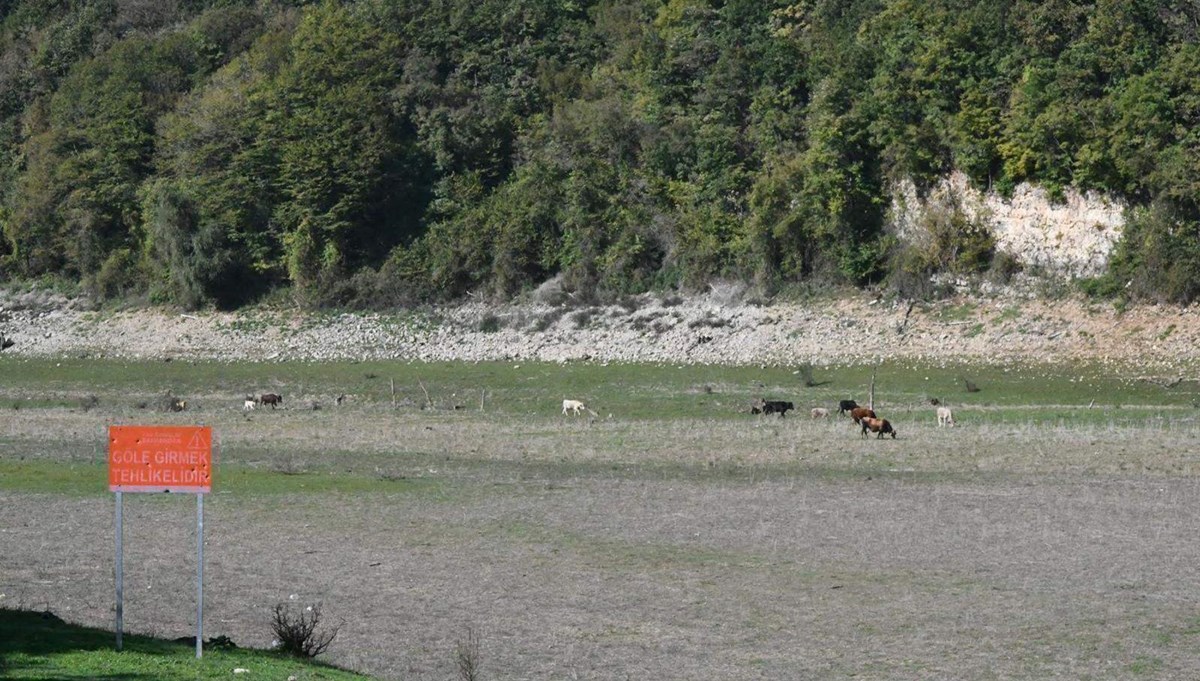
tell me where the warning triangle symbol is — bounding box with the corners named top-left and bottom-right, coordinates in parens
top-left (186, 429), bottom-right (210, 450)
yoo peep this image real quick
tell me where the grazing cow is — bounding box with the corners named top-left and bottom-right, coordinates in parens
top-left (562, 399), bottom-right (587, 416)
top-left (937, 406), bottom-right (955, 427)
top-left (761, 400), bottom-right (794, 416)
top-left (260, 393), bottom-right (282, 409)
top-left (811, 407), bottom-right (829, 419)
top-left (849, 406), bottom-right (876, 425)
top-left (243, 398), bottom-right (256, 411)
top-left (838, 400), bottom-right (859, 416)
top-left (861, 417), bottom-right (897, 439)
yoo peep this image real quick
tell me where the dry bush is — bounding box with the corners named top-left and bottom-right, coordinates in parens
top-left (531, 275), bottom-right (568, 305)
top-left (797, 364), bottom-right (817, 388)
top-left (708, 280), bottom-right (748, 306)
top-left (616, 294), bottom-right (645, 313)
top-left (477, 313), bottom-right (502, 333)
top-left (455, 626), bottom-right (483, 681)
top-left (570, 309), bottom-right (595, 329)
top-left (271, 455), bottom-right (308, 475)
top-left (530, 308), bottom-right (565, 331)
top-left (687, 313), bottom-right (731, 329)
top-left (271, 602), bottom-right (340, 658)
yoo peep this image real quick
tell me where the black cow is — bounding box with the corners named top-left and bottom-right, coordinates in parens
top-left (260, 393), bottom-right (283, 409)
top-left (762, 400), bottom-right (794, 416)
top-left (837, 399), bottom-right (859, 416)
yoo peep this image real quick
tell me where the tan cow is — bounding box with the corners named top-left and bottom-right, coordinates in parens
top-left (937, 406), bottom-right (955, 427)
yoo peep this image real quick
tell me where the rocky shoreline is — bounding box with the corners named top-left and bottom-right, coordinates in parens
top-left (2, 286), bottom-right (1199, 374)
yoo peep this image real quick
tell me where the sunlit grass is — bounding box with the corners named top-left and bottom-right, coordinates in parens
top-left (0, 607), bottom-right (369, 680)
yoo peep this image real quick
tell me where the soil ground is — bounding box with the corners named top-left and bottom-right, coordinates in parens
top-left (5, 397), bottom-right (1200, 680)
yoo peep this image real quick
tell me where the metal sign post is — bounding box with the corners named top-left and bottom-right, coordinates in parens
top-left (196, 492), bottom-right (204, 659)
top-left (109, 425), bottom-right (212, 657)
top-left (115, 490), bottom-right (123, 651)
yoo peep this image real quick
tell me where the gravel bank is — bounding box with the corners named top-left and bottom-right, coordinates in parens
top-left (2, 288), bottom-right (1198, 371)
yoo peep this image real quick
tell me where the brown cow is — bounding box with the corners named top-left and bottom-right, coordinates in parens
top-left (260, 393), bottom-right (283, 409)
top-left (861, 417), bottom-right (897, 439)
top-left (849, 406), bottom-right (876, 424)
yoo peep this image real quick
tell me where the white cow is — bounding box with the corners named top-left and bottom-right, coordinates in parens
top-left (937, 406), bottom-right (955, 427)
top-left (243, 398), bottom-right (256, 411)
top-left (562, 399), bottom-right (587, 416)
top-left (810, 407), bottom-right (829, 419)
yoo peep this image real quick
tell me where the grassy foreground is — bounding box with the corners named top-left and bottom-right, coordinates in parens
top-left (0, 608), bottom-right (370, 680)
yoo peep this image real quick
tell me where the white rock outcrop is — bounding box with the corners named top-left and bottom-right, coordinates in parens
top-left (892, 171), bottom-right (1125, 277)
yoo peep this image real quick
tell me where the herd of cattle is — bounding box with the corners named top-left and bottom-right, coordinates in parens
top-left (836, 400), bottom-right (898, 439)
top-left (232, 391), bottom-right (953, 440)
top-left (242, 393), bottom-right (283, 411)
top-left (555, 395), bottom-right (957, 439)
top-left (747, 397), bottom-right (958, 439)
top-left (745, 397), bottom-right (901, 438)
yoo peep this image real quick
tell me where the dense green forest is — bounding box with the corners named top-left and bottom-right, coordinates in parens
top-left (1, 0), bottom-right (1198, 309)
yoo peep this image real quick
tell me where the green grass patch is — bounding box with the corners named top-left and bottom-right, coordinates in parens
top-left (4, 355), bottom-right (1196, 419)
top-left (936, 302), bottom-right (978, 322)
top-left (0, 607), bottom-right (370, 680)
top-left (0, 458), bottom-right (448, 498)
top-left (994, 305), bottom-right (1022, 323)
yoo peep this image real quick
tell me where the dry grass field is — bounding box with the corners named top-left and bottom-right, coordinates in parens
top-left (3, 358), bottom-right (1200, 679)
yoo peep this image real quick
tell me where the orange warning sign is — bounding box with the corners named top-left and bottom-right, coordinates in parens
top-left (109, 425), bottom-right (212, 493)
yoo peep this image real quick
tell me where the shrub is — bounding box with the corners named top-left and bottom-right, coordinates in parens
top-left (796, 363), bottom-right (817, 387)
top-left (570, 309), bottom-right (594, 328)
top-left (1078, 274), bottom-right (1124, 299)
top-left (708, 280), bottom-right (748, 306)
top-left (531, 308), bottom-right (565, 331)
top-left (531, 275), bottom-right (568, 306)
top-left (477, 313), bottom-right (502, 333)
top-left (271, 602), bottom-right (340, 658)
top-left (454, 626), bottom-right (483, 681)
top-left (93, 248), bottom-right (145, 301)
top-left (1108, 200), bottom-right (1200, 304)
top-left (616, 294), bottom-right (643, 313)
top-left (687, 314), bottom-right (731, 329)
top-left (890, 189), bottom-right (996, 298)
